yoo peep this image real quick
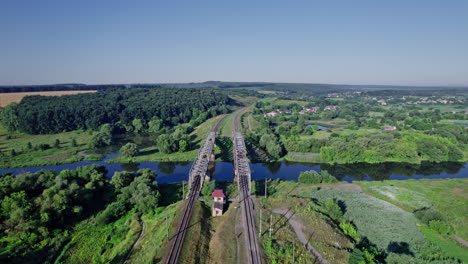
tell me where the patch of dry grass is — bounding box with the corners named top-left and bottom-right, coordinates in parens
top-left (0, 90), bottom-right (96, 107)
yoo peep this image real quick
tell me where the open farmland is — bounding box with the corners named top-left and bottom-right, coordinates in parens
top-left (0, 90), bottom-right (96, 107)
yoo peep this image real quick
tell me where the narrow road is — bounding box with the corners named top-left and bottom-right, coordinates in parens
top-left (453, 236), bottom-right (468, 248)
top-left (272, 209), bottom-right (330, 264)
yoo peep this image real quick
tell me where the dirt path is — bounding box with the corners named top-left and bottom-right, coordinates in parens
top-left (247, 114), bottom-right (252, 132)
top-left (330, 183), bottom-right (363, 193)
top-left (234, 203), bottom-right (245, 264)
top-left (272, 209), bottom-right (330, 264)
top-left (453, 236), bottom-right (468, 248)
top-left (123, 220), bottom-right (145, 264)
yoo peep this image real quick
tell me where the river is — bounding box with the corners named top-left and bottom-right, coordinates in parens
top-left (0, 154), bottom-right (466, 183)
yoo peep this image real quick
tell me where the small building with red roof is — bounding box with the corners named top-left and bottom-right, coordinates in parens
top-left (211, 189), bottom-right (226, 216)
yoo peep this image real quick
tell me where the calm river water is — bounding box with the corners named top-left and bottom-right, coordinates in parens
top-left (0, 154), bottom-right (466, 184)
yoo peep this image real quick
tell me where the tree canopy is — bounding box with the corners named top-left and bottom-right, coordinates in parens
top-left (1, 88), bottom-right (230, 134)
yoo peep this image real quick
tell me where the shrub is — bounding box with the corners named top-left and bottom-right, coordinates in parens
top-left (120, 142), bottom-right (139, 157)
top-left (414, 207), bottom-right (445, 224)
top-left (201, 181), bottom-right (215, 197)
top-left (386, 253), bottom-right (418, 264)
top-left (340, 221), bottom-right (360, 240)
top-left (96, 201), bottom-right (127, 225)
top-left (321, 170), bottom-right (338, 183)
top-left (323, 199), bottom-right (343, 221)
top-left (415, 241), bottom-right (462, 263)
top-left (348, 248), bottom-right (365, 264)
top-left (428, 220), bottom-right (454, 235)
top-left (298, 170), bottom-right (338, 184)
top-left (298, 170), bottom-right (321, 184)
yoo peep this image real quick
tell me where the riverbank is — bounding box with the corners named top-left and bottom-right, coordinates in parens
top-left (0, 125), bottom-right (91, 168)
top-left (106, 114), bottom-right (227, 164)
top-left (282, 151), bottom-right (468, 164)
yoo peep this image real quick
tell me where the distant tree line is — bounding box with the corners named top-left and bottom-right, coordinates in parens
top-left (0, 84), bottom-right (161, 93)
top-left (1, 88), bottom-right (230, 134)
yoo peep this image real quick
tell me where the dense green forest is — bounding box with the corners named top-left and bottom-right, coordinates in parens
top-left (1, 88), bottom-right (230, 134)
top-left (0, 166), bottom-right (161, 263)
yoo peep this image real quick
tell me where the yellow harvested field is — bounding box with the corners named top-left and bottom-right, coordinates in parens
top-left (0, 90), bottom-right (96, 107)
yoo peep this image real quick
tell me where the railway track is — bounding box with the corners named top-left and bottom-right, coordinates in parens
top-left (164, 174), bottom-right (201, 264)
top-left (164, 115), bottom-right (226, 264)
top-left (233, 108), bottom-right (263, 264)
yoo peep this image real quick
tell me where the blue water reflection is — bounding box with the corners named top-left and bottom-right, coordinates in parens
top-left (1, 159), bottom-right (466, 183)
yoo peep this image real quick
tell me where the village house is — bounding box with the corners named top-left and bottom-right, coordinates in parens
top-left (383, 126), bottom-right (397, 131)
top-left (211, 189), bottom-right (226, 216)
top-left (276, 109), bottom-right (291, 114)
top-left (305, 106), bottom-right (320, 113)
top-left (264, 111), bottom-right (279, 118)
top-left (324, 105), bottom-right (337, 111)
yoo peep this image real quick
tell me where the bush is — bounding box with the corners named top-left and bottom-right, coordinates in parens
top-left (348, 248), bottom-right (365, 264)
top-left (428, 220), bottom-right (453, 235)
top-left (96, 201), bottom-right (127, 225)
top-left (340, 221), bottom-right (360, 240)
top-left (201, 181), bottom-right (215, 197)
top-left (386, 253), bottom-right (418, 264)
top-left (414, 207), bottom-right (445, 224)
top-left (298, 170), bottom-right (321, 184)
top-left (120, 142), bottom-right (139, 157)
top-left (323, 199), bottom-right (343, 221)
top-left (415, 241), bottom-right (462, 263)
top-left (321, 170), bottom-right (338, 183)
top-left (298, 170), bottom-right (338, 184)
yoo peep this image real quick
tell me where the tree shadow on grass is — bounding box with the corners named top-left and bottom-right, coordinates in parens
top-left (387, 241), bottom-right (414, 256)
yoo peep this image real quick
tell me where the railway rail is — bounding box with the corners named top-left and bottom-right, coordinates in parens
top-left (164, 115), bottom-right (226, 264)
top-left (233, 109), bottom-right (262, 264)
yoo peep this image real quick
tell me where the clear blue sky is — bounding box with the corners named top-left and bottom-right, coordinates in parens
top-left (1, 0), bottom-right (467, 86)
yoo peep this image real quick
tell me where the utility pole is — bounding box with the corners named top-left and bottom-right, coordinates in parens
top-left (182, 181), bottom-right (185, 199)
top-left (264, 178), bottom-right (267, 198)
top-left (292, 243), bottom-right (295, 263)
top-left (269, 214), bottom-right (272, 238)
top-left (259, 209), bottom-right (262, 237)
top-left (166, 215), bottom-right (169, 240)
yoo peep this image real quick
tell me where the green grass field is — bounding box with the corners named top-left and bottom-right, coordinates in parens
top-left (56, 203), bottom-right (182, 264)
top-left (217, 112), bottom-right (235, 138)
top-left (273, 99), bottom-right (308, 106)
top-left (298, 189), bottom-right (426, 256)
top-left (420, 226), bottom-right (468, 263)
top-left (284, 152), bottom-right (322, 163)
top-left (416, 104), bottom-right (466, 113)
top-left (369, 111), bottom-right (385, 117)
top-left (357, 179), bottom-right (468, 240)
top-left (0, 124), bottom-right (92, 168)
top-left (125, 203), bottom-right (182, 263)
top-left (259, 196), bottom-right (351, 263)
top-left (56, 211), bottom-right (141, 263)
top-left (178, 200), bottom-right (212, 264)
top-left (208, 201), bottom-right (244, 263)
top-left (357, 179), bottom-right (468, 262)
